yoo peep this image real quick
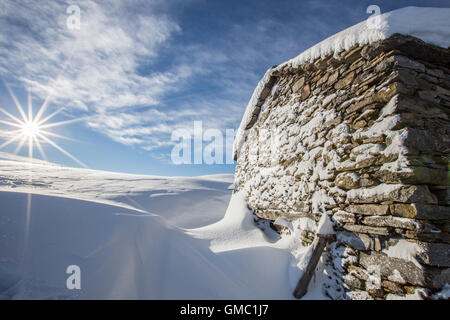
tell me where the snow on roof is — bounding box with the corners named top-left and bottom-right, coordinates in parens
top-left (233, 6), bottom-right (450, 160)
top-left (279, 6), bottom-right (450, 70)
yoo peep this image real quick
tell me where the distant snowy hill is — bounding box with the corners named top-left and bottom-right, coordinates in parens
top-left (0, 159), bottom-right (234, 229)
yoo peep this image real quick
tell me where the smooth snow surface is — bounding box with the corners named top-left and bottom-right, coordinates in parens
top-left (233, 6), bottom-right (450, 158)
top-left (0, 160), bottom-right (330, 299)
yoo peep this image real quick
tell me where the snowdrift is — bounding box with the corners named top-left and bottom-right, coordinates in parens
top-left (0, 160), bottom-right (329, 299)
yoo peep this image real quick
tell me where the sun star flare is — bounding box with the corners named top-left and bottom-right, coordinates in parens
top-left (0, 82), bottom-right (86, 167)
top-left (21, 121), bottom-right (41, 138)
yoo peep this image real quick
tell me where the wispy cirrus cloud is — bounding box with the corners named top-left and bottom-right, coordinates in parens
top-left (0, 0), bottom-right (184, 109)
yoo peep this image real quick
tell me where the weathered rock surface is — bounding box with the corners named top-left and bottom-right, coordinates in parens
top-left (337, 231), bottom-right (374, 251)
top-left (347, 185), bottom-right (438, 204)
top-left (390, 203), bottom-right (449, 220)
top-left (346, 204), bottom-right (390, 216)
top-left (234, 34), bottom-right (450, 299)
top-left (416, 242), bottom-right (450, 267)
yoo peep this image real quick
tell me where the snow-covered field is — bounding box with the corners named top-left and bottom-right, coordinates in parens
top-left (0, 159), bottom-right (331, 299)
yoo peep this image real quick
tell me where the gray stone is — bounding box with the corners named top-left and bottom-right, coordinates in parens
top-left (402, 230), bottom-right (450, 244)
top-left (375, 166), bottom-right (449, 186)
top-left (292, 201), bottom-right (311, 213)
top-left (346, 290), bottom-right (374, 300)
top-left (374, 55), bottom-right (396, 73)
top-left (347, 185), bottom-right (437, 204)
top-left (405, 127), bottom-right (450, 155)
top-left (360, 252), bottom-right (450, 289)
top-left (347, 185), bottom-right (438, 205)
top-left (327, 70), bottom-right (339, 85)
top-left (418, 90), bottom-right (440, 103)
top-left (397, 68), bottom-right (420, 88)
top-left (428, 268), bottom-right (450, 289)
top-left (416, 242), bottom-right (450, 267)
top-left (362, 216), bottom-right (422, 231)
top-left (337, 231), bottom-right (374, 250)
top-left (360, 252), bottom-right (425, 286)
top-left (335, 172), bottom-right (360, 190)
top-left (335, 71), bottom-right (355, 90)
top-left (390, 203), bottom-right (449, 220)
top-left (292, 77), bottom-right (305, 93)
top-left (381, 280), bottom-right (406, 295)
top-left (395, 95), bottom-right (448, 120)
top-left (343, 224), bottom-right (390, 236)
top-left (346, 204), bottom-right (390, 216)
top-left (426, 67), bottom-right (446, 79)
top-left (435, 85), bottom-right (450, 98)
top-left (347, 265), bottom-right (369, 281)
top-left (343, 274), bottom-right (365, 290)
top-left (333, 211), bottom-right (356, 224)
top-left (395, 55), bottom-right (426, 73)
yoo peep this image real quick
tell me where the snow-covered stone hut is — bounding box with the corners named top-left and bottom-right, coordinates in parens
top-left (233, 7), bottom-right (450, 299)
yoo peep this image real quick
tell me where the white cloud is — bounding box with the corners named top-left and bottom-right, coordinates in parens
top-left (0, 0), bottom-right (185, 110)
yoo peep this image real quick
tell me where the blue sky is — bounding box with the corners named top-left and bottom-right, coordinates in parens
top-left (0, 0), bottom-right (448, 176)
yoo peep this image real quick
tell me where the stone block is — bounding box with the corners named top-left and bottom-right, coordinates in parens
top-left (360, 252), bottom-right (450, 289)
top-left (292, 77), bottom-right (305, 93)
top-left (375, 166), bottom-right (449, 186)
top-left (381, 280), bottom-right (406, 295)
top-left (390, 203), bottom-right (449, 220)
top-left (360, 252), bottom-right (424, 286)
top-left (333, 211), bottom-right (356, 225)
top-left (343, 274), bottom-right (365, 290)
top-left (346, 204), bottom-right (390, 216)
top-left (337, 231), bottom-right (374, 250)
top-left (343, 224), bottom-right (390, 236)
top-left (347, 184), bottom-right (438, 204)
top-left (416, 242), bottom-right (450, 267)
top-left (335, 172), bottom-right (360, 190)
top-left (362, 215), bottom-right (422, 231)
top-left (405, 127), bottom-right (450, 155)
top-left (335, 71), bottom-right (355, 90)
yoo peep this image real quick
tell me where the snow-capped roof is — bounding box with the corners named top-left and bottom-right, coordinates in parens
top-left (233, 6), bottom-right (450, 160)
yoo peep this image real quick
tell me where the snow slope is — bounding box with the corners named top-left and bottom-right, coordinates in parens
top-left (233, 6), bottom-right (450, 159)
top-left (0, 160), bottom-right (234, 229)
top-left (0, 160), bottom-right (332, 299)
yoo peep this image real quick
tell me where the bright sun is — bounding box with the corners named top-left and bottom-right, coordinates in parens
top-left (0, 82), bottom-right (86, 167)
top-left (21, 121), bottom-right (41, 138)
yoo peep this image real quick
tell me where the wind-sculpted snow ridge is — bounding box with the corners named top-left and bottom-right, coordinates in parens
top-left (233, 6), bottom-right (450, 159)
top-left (0, 160), bottom-right (339, 299)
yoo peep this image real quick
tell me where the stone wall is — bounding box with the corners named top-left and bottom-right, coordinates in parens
top-left (234, 34), bottom-right (450, 299)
